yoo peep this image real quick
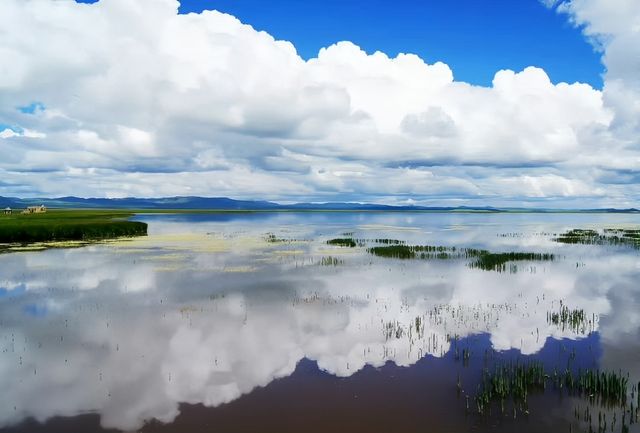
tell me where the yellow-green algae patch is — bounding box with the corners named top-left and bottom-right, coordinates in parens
top-left (272, 250), bottom-right (306, 256)
top-left (222, 265), bottom-right (258, 273)
top-left (231, 235), bottom-right (285, 252)
top-left (314, 247), bottom-right (359, 256)
top-left (154, 264), bottom-right (186, 272)
top-left (1, 237), bottom-right (140, 253)
top-left (111, 233), bottom-right (230, 253)
top-left (139, 253), bottom-right (189, 262)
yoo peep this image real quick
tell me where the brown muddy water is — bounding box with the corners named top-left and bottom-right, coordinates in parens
top-left (1, 212), bottom-right (639, 433)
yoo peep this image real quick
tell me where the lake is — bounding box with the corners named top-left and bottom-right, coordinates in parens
top-left (1, 212), bottom-right (639, 433)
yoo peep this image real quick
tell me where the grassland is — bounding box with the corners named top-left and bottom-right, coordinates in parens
top-left (0, 209), bottom-right (147, 245)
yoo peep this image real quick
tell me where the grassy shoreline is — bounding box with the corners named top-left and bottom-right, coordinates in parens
top-left (0, 210), bottom-right (147, 245)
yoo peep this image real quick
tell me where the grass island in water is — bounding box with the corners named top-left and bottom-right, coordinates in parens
top-left (365, 243), bottom-right (555, 272)
top-left (0, 209), bottom-right (147, 246)
top-left (555, 228), bottom-right (640, 249)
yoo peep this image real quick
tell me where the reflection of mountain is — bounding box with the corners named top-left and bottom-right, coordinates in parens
top-left (0, 213), bottom-right (638, 431)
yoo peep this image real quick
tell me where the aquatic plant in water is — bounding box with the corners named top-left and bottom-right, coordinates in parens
top-left (547, 302), bottom-right (597, 335)
top-left (470, 360), bottom-right (639, 432)
top-left (317, 256), bottom-right (344, 266)
top-left (326, 238), bottom-right (359, 247)
top-left (468, 251), bottom-right (555, 272)
top-left (366, 243), bottom-right (554, 272)
top-left (554, 228), bottom-right (640, 249)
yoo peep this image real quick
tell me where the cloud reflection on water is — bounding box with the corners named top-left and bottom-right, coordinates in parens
top-left (0, 213), bottom-right (638, 430)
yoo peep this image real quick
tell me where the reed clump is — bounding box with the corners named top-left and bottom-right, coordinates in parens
top-left (265, 233), bottom-right (286, 243)
top-left (547, 303), bottom-right (596, 335)
top-left (317, 256), bottom-right (344, 266)
top-left (326, 238), bottom-right (358, 248)
top-left (372, 238), bottom-right (406, 245)
top-left (367, 244), bottom-right (457, 259)
top-left (570, 369), bottom-right (629, 407)
top-left (367, 243), bottom-right (554, 272)
top-left (555, 228), bottom-right (640, 249)
top-left (473, 361), bottom-right (633, 419)
top-left (469, 251), bottom-right (555, 272)
top-left (475, 361), bottom-right (546, 415)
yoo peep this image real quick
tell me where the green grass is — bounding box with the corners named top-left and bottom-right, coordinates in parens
top-left (326, 238), bottom-right (358, 247)
top-left (468, 251), bottom-right (555, 271)
top-left (264, 233), bottom-right (287, 243)
top-left (366, 244), bottom-right (554, 271)
top-left (367, 244), bottom-right (456, 259)
top-left (474, 362), bottom-right (632, 417)
top-left (547, 304), bottom-right (596, 335)
top-left (474, 361), bottom-right (546, 415)
top-left (555, 228), bottom-right (640, 248)
top-left (0, 210), bottom-right (147, 244)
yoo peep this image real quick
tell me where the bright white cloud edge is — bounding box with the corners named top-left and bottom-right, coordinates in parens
top-left (0, 0), bottom-right (638, 208)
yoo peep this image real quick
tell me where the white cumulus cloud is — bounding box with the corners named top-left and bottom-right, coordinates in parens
top-left (0, 0), bottom-right (638, 207)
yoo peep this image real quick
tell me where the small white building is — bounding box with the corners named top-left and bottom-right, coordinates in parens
top-left (22, 205), bottom-right (47, 214)
top-left (3, 207), bottom-right (11, 215)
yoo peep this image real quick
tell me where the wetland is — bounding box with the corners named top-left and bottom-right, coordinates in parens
top-left (0, 211), bottom-right (639, 433)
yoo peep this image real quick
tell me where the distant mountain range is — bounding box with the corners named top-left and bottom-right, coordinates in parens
top-left (0, 195), bottom-right (638, 213)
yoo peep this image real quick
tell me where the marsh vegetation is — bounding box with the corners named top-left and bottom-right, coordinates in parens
top-left (0, 210), bottom-right (147, 245)
top-left (471, 361), bottom-right (638, 425)
top-left (1, 213), bottom-right (639, 433)
top-left (326, 237), bottom-right (359, 247)
top-left (547, 303), bottom-right (597, 335)
top-left (366, 242), bottom-right (554, 272)
top-left (317, 256), bottom-right (344, 266)
top-left (555, 228), bottom-right (640, 248)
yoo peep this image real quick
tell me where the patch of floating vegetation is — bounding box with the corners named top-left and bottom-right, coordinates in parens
top-left (264, 233), bottom-right (288, 243)
top-left (155, 265), bottom-right (184, 272)
top-left (222, 265), bottom-right (258, 273)
top-left (0, 237), bottom-right (140, 254)
top-left (468, 251), bottom-right (555, 272)
top-left (0, 244), bottom-right (48, 252)
top-left (555, 228), bottom-right (640, 249)
top-left (264, 232), bottom-right (310, 245)
top-left (547, 302), bottom-right (597, 335)
top-left (372, 238), bottom-right (406, 245)
top-left (367, 244), bottom-right (458, 260)
top-left (326, 238), bottom-right (360, 248)
top-left (272, 250), bottom-right (306, 256)
top-left (140, 253), bottom-right (187, 262)
top-left (497, 231), bottom-right (556, 238)
top-left (317, 256), bottom-right (344, 266)
top-left (366, 243), bottom-right (554, 272)
top-left (115, 233), bottom-right (233, 254)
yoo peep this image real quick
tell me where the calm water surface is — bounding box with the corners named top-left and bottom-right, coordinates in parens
top-left (1, 212), bottom-right (639, 432)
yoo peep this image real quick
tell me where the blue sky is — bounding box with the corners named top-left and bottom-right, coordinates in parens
top-left (78, 0), bottom-right (603, 88)
top-left (1, 0), bottom-right (638, 207)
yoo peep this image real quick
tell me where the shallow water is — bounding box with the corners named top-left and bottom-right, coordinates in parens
top-left (1, 212), bottom-right (639, 433)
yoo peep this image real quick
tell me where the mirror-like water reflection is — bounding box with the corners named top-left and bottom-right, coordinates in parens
top-left (1, 213), bottom-right (639, 432)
